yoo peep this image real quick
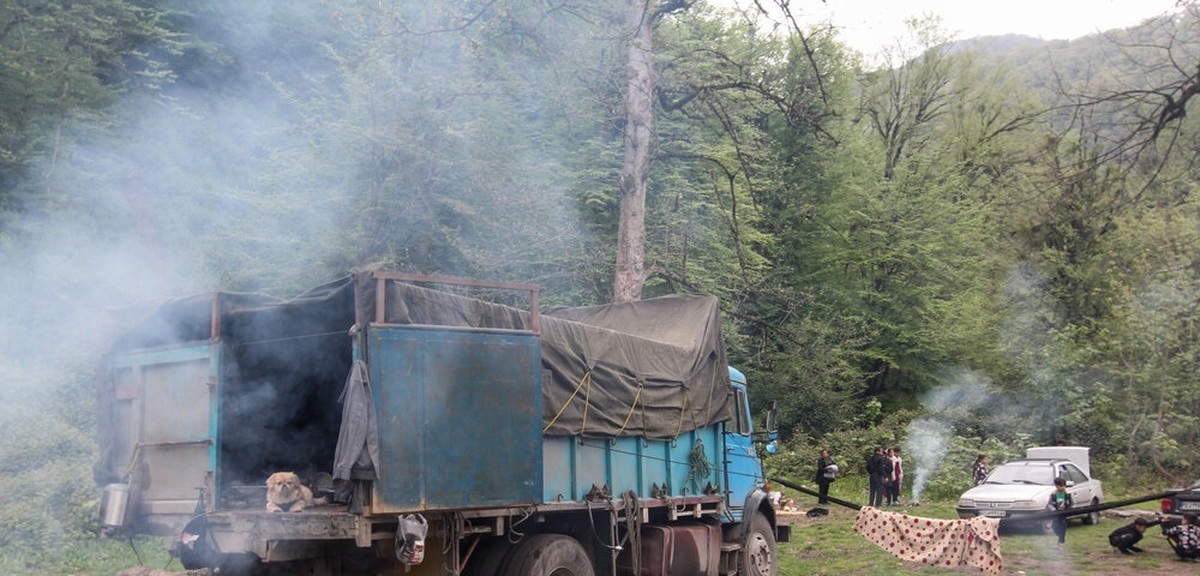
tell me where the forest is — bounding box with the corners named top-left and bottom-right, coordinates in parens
top-left (2, 0), bottom-right (1200, 571)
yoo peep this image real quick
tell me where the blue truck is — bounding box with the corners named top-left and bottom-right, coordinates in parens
top-left (94, 270), bottom-right (783, 576)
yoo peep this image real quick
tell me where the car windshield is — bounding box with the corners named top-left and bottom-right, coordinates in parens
top-left (984, 463), bottom-right (1055, 485)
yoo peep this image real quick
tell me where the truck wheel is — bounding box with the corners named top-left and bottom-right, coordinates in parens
top-left (464, 537), bottom-right (514, 576)
top-left (502, 533), bottom-right (594, 576)
top-left (740, 513), bottom-right (778, 576)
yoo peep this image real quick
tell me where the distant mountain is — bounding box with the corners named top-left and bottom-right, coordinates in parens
top-left (933, 13), bottom-right (1194, 134)
top-left (946, 33), bottom-right (1050, 55)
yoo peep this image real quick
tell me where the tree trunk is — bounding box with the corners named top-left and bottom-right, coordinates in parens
top-left (614, 0), bottom-right (655, 303)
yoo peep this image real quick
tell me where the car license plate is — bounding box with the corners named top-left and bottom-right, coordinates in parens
top-left (982, 510), bottom-right (1007, 518)
top-left (1180, 501), bottom-right (1200, 510)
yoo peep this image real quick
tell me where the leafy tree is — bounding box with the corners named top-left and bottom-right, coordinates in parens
top-left (805, 19), bottom-right (1031, 409)
top-left (0, 0), bottom-right (175, 214)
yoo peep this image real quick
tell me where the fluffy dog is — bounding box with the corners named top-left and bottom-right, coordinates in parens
top-left (265, 471), bottom-right (317, 512)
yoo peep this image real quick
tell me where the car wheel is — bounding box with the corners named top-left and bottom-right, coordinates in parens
top-left (1083, 499), bottom-right (1101, 525)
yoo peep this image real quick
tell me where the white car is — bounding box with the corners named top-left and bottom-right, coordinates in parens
top-left (956, 456), bottom-right (1103, 528)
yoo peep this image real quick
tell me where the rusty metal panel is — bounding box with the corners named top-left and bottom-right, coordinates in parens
top-left (109, 343), bottom-right (217, 522)
top-left (369, 326), bottom-right (542, 513)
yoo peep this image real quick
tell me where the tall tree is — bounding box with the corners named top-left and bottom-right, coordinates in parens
top-left (613, 0), bottom-right (655, 302)
top-left (615, 1), bottom-right (696, 301)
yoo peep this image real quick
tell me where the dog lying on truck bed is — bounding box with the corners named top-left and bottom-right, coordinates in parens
top-left (265, 471), bottom-right (327, 512)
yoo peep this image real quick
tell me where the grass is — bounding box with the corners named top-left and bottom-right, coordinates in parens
top-left (1, 535), bottom-right (173, 576)
top-left (776, 481), bottom-right (1184, 575)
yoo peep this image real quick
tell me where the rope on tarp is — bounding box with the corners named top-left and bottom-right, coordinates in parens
top-left (674, 393), bottom-right (690, 439)
top-left (615, 384), bottom-right (644, 436)
top-left (543, 370), bottom-right (594, 434)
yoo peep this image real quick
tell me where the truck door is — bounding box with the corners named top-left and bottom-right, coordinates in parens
top-left (724, 369), bottom-right (763, 521)
top-left (104, 342), bottom-right (218, 532)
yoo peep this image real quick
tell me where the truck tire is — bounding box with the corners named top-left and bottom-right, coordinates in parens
top-left (502, 533), bottom-right (594, 576)
top-left (740, 513), bottom-right (778, 576)
top-left (464, 537), bottom-right (514, 576)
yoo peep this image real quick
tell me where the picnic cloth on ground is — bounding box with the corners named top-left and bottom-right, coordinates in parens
top-left (852, 506), bottom-right (1002, 575)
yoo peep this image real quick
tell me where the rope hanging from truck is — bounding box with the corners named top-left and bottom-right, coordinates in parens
top-left (686, 439), bottom-right (712, 493)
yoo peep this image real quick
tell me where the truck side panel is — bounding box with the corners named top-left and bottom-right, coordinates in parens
top-left (369, 326), bottom-right (543, 513)
top-left (542, 426), bottom-right (723, 502)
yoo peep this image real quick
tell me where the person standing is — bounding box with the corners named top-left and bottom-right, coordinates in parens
top-left (814, 449), bottom-right (836, 505)
top-left (1047, 476), bottom-right (1073, 549)
top-left (971, 454), bottom-right (989, 486)
top-left (867, 447), bottom-right (888, 508)
top-left (889, 447), bottom-right (904, 505)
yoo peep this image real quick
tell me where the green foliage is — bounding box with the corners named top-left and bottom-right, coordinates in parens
top-left (0, 403), bottom-right (99, 554)
top-left (0, 0), bottom-right (176, 212)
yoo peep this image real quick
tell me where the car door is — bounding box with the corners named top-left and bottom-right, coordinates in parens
top-left (1060, 463), bottom-right (1094, 506)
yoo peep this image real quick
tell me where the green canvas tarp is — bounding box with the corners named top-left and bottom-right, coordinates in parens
top-left (356, 273), bottom-right (733, 439)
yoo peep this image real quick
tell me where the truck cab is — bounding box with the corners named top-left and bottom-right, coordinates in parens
top-left (724, 366), bottom-right (775, 521)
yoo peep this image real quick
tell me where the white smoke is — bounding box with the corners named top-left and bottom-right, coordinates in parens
top-left (905, 417), bottom-right (950, 502)
top-left (904, 369), bottom-right (991, 501)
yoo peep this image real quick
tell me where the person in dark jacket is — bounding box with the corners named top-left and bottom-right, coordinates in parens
top-left (1047, 476), bottom-right (1073, 549)
top-left (814, 449), bottom-right (835, 505)
top-left (1109, 517), bottom-right (1153, 554)
top-left (867, 447), bottom-right (888, 508)
top-left (971, 454), bottom-right (989, 486)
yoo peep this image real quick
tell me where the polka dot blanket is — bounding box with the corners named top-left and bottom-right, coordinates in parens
top-left (852, 506), bottom-right (1002, 575)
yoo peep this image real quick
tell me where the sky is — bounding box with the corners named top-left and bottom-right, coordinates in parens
top-left (725, 0), bottom-right (1183, 57)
